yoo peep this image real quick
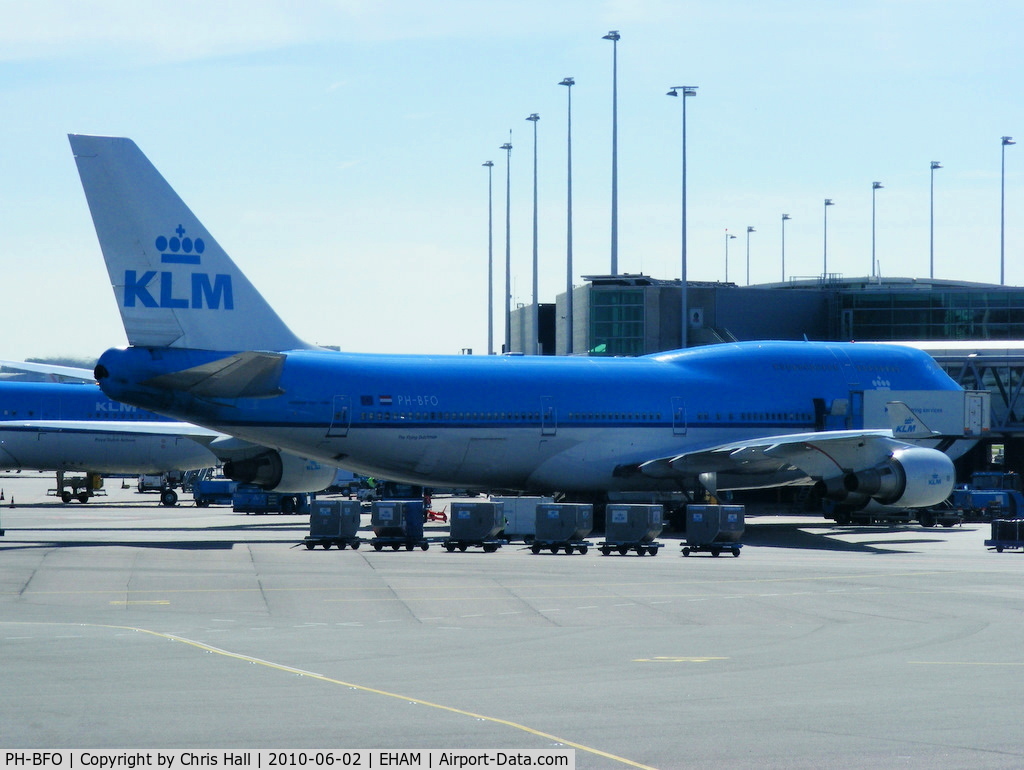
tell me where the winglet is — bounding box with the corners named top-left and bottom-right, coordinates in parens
top-left (886, 401), bottom-right (939, 439)
top-left (69, 134), bottom-right (317, 353)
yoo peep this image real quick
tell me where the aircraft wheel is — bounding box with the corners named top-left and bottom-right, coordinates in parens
top-left (996, 545), bottom-right (1005, 553)
top-left (483, 543), bottom-right (497, 553)
top-left (564, 545), bottom-right (574, 555)
top-left (549, 546), bottom-right (559, 554)
top-left (406, 543), bottom-right (414, 551)
top-left (160, 489), bottom-right (178, 507)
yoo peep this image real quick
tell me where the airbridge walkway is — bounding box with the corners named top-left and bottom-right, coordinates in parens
top-left (908, 341), bottom-right (1024, 435)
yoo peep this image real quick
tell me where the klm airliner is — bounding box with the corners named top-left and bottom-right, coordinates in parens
top-left (71, 135), bottom-right (978, 516)
top-left (0, 371), bottom-right (337, 505)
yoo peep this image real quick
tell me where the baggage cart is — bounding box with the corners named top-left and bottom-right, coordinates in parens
top-left (682, 504), bottom-right (744, 557)
top-left (443, 501), bottom-right (505, 552)
top-left (304, 499), bottom-right (363, 550)
top-left (369, 500), bottom-right (430, 551)
top-left (599, 504), bottom-right (665, 556)
top-left (984, 518), bottom-right (1024, 552)
top-left (530, 503), bottom-right (593, 555)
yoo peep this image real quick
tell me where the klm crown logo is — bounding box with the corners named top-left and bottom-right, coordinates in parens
top-left (123, 225), bottom-right (234, 310)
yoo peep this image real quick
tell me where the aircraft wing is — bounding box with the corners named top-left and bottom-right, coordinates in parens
top-left (10, 420), bottom-right (224, 439)
top-left (634, 429), bottom-right (902, 489)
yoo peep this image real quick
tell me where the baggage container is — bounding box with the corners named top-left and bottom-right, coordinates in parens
top-left (449, 501), bottom-right (505, 541)
top-left (535, 503), bottom-right (593, 542)
top-left (683, 504), bottom-right (744, 557)
top-left (305, 499), bottom-right (363, 550)
top-left (605, 504), bottom-right (663, 543)
top-left (371, 500), bottom-right (424, 539)
top-left (492, 495), bottom-right (554, 539)
top-left (985, 518), bottom-right (1024, 552)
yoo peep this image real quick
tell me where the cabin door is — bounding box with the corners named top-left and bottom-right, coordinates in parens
top-left (327, 395), bottom-right (351, 437)
top-left (541, 396), bottom-right (557, 436)
top-left (672, 397), bottom-right (687, 436)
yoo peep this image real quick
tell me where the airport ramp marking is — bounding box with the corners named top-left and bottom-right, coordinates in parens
top-left (633, 656), bottom-right (729, 663)
top-left (910, 661), bottom-right (1024, 666)
top-left (7, 621), bottom-right (658, 770)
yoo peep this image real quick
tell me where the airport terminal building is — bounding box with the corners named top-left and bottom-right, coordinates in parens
top-left (510, 274), bottom-right (1024, 470)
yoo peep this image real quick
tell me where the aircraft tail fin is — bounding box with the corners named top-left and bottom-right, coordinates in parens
top-left (69, 134), bottom-right (315, 352)
top-left (886, 401), bottom-right (940, 439)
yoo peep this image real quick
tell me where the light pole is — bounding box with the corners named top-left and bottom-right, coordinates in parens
top-left (930, 161), bottom-right (941, 279)
top-left (1002, 137), bottom-right (1015, 285)
top-left (483, 160), bottom-right (494, 356)
top-left (501, 135), bottom-right (513, 353)
top-left (745, 226), bottom-right (756, 285)
top-left (603, 30), bottom-right (620, 274)
top-left (781, 214), bottom-right (791, 282)
top-left (724, 231), bottom-right (736, 283)
top-left (668, 85), bottom-right (697, 349)
top-left (526, 113), bottom-right (540, 355)
top-left (871, 182), bottom-right (883, 278)
top-left (823, 198), bottom-right (834, 277)
top-left (560, 78), bottom-right (575, 354)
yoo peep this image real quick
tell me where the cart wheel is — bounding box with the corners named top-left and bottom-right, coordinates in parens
top-left (391, 543), bottom-right (400, 551)
top-left (405, 543), bottom-right (414, 551)
top-left (337, 542), bottom-right (347, 550)
top-left (731, 547), bottom-right (741, 557)
top-left (305, 542), bottom-right (315, 550)
top-left (549, 546), bottom-right (559, 554)
top-left (997, 545), bottom-right (1005, 553)
top-left (483, 543), bottom-right (497, 553)
top-left (649, 546), bottom-right (659, 556)
top-left (373, 542), bottom-right (383, 551)
top-left (321, 542), bottom-right (332, 550)
top-left (351, 541), bottom-right (360, 550)
top-left (531, 544), bottom-right (541, 554)
top-left (445, 543), bottom-right (455, 552)
top-left (564, 545), bottom-right (574, 555)
top-left (459, 544), bottom-right (468, 552)
top-left (421, 542), bottom-right (429, 551)
top-left (682, 547), bottom-right (691, 556)
top-left (600, 546), bottom-right (611, 556)
top-left (635, 546), bottom-right (645, 556)
top-left (579, 546), bottom-right (588, 555)
top-left (618, 545), bottom-right (628, 555)
top-left (711, 547), bottom-right (722, 557)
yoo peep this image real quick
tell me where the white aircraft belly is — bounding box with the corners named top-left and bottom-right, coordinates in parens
top-left (0, 429), bottom-right (218, 474)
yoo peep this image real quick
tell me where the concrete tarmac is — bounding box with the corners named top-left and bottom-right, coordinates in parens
top-left (1, 473), bottom-right (1023, 768)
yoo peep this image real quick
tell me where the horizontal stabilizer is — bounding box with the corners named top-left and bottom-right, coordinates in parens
top-left (142, 352), bottom-right (287, 399)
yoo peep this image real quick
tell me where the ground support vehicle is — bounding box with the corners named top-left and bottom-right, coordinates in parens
top-left (528, 502), bottom-right (593, 555)
top-left (951, 472), bottom-right (1024, 521)
top-left (192, 476), bottom-right (236, 507)
top-left (984, 519), bottom-right (1024, 552)
top-left (232, 485), bottom-right (309, 514)
top-left (443, 501), bottom-right (504, 552)
top-left (683, 504), bottom-right (744, 557)
top-left (304, 500), bottom-right (363, 550)
top-left (599, 503), bottom-right (664, 556)
top-left (917, 503), bottom-right (963, 528)
top-left (369, 499), bottom-right (430, 551)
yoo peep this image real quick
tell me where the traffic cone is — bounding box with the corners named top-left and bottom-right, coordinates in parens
top-left (1, 488), bottom-right (5, 500)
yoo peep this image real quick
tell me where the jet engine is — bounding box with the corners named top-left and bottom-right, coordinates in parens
top-left (815, 446), bottom-right (954, 509)
top-left (223, 451), bottom-right (337, 493)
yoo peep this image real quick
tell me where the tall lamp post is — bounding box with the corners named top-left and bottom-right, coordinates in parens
top-left (781, 214), bottom-right (791, 282)
top-left (501, 136), bottom-right (513, 353)
top-left (603, 30), bottom-right (620, 275)
top-left (871, 182), bottom-right (883, 278)
top-left (1002, 137), bottom-right (1015, 285)
top-left (483, 160), bottom-right (494, 355)
top-left (930, 161), bottom-right (941, 279)
top-left (667, 85), bottom-right (697, 349)
top-left (745, 226), bottom-right (756, 285)
top-left (823, 198), bottom-right (834, 277)
top-left (560, 77), bottom-right (575, 354)
top-left (526, 113), bottom-right (540, 355)
top-left (724, 231), bottom-right (736, 283)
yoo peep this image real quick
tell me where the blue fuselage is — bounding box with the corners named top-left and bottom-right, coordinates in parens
top-left (96, 341), bottom-right (963, 492)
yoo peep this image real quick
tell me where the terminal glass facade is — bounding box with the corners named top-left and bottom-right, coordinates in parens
top-left (590, 289), bottom-right (645, 356)
top-left (842, 290), bottom-right (1024, 341)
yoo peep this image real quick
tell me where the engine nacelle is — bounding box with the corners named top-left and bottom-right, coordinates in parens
top-left (223, 451), bottom-right (337, 493)
top-left (819, 446), bottom-right (955, 508)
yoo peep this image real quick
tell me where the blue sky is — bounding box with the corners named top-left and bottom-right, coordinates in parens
top-left (1, 0), bottom-right (1021, 359)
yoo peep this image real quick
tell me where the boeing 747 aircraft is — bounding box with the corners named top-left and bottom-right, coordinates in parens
top-left (70, 135), bottom-right (981, 519)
